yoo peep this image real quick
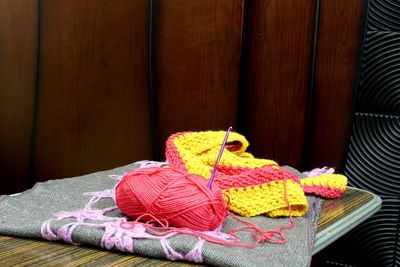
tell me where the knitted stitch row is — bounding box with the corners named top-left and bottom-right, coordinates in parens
top-left (166, 131), bottom-right (347, 217)
top-left (166, 131), bottom-right (277, 178)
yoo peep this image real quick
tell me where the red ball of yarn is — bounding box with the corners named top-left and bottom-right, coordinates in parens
top-left (115, 167), bottom-right (227, 231)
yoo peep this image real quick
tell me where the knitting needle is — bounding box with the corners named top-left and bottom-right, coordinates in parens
top-left (207, 126), bottom-right (232, 189)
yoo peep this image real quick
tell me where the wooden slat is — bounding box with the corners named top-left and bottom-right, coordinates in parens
top-left (308, 0), bottom-right (365, 171)
top-left (155, 0), bottom-right (244, 156)
top-left (240, 0), bottom-right (316, 168)
top-left (0, 235), bottom-right (203, 266)
top-left (34, 0), bottom-right (152, 180)
top-left (0, 0), bottom-right (38, 194)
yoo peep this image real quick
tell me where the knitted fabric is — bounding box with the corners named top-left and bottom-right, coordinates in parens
top-left (166, 131), bottom-right (347, 217)
top-left (301, 174), bottom-right (347, 198)
top-left (166, 131), bottom-right (277, 178)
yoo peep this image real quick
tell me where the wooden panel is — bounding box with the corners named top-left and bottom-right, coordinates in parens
top-left (0, 236), bottom-right (199, 266)
top-left (308, 0), bottom-right (365, 171)
top-left (0, 0), bottom-right (38, 194)
top-left (155, 0), bottom-right (244, 155)
top-left (240, 0), bottom-right (316, 168)
top-left (34, 0), bottom-right (152, 180)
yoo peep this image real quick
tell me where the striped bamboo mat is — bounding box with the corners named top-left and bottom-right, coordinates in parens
top-left (317, 187), bottom-right (372, 232)
top-left (0, 188), bottom-right (374, 267)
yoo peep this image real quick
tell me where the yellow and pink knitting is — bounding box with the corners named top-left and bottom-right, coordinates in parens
top-left (165, 131), bottom-right (347, 218)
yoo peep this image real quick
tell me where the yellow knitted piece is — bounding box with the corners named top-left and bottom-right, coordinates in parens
top-left (226, 180), bottom-right (308, 217)
top-left (301, 174), bottom-right (347, 188)
top-left (170, 131), bottom-right (277, 178)
top-left (300, 173), bottom-right (347, 198)
top-left (166, 131), bottom-right (308, 217)
top-left (166, 131), bottom-right (347, 217)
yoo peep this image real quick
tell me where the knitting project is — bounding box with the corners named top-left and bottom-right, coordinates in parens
top-left (0, 161), bottom-right (322, 266)
top-left (166, 131), bottom-right (347, 217)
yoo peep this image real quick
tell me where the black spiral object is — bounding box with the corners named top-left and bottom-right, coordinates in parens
top-left (368, 0), bottom-right (400, 31)
top-left (345, 113), bottom-right (400, 196)
top-left (357, 32), bottom-right (400, 115)
top-left (334, 1), bottom-right (400, 265)
top-left (343, 114), bottom-right (400, 266)
top-left (347, 198), bottom-right (400, 267)
top-left (349, 197), bottom-right (400, 266)
top-left (324, 197), bottom-right (400, 267)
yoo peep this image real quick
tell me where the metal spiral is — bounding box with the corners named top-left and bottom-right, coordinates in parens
top-left (345, 113), bottom-right (400, 196)
top-left (368, 0), bottom-right (400, 31)
top-left (340, 197), bottom-right (400, 266)
top-left (357, 32), bottom-right (400, 115)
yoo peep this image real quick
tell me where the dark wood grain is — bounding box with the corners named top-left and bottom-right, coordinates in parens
top-left (34, 0), bottom-right (152, 181)
top-left (155, 0), bottom-right (244, 156)
top-left (0, 0), bottom-right (38, 194)
top-left (308, 0), bottom-right (365, 171)
top-left (240, 0), bottom-right (316, 168)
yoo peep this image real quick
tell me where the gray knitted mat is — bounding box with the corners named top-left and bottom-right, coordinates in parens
top-left (0, 162), bottom-right (322, 267)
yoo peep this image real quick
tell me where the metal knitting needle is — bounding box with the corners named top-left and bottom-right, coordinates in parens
top-left (207, 126), bottom-right (232, 189)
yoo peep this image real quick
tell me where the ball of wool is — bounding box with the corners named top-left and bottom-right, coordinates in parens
top-left (115, 167), bottom-right (227, 231)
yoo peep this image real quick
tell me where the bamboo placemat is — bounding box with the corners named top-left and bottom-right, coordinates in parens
top-left (318, 187), bottom-right (373, 232)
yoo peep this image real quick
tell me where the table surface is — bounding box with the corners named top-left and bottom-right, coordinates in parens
top-left (0, 187), bottom-right (381, 267)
